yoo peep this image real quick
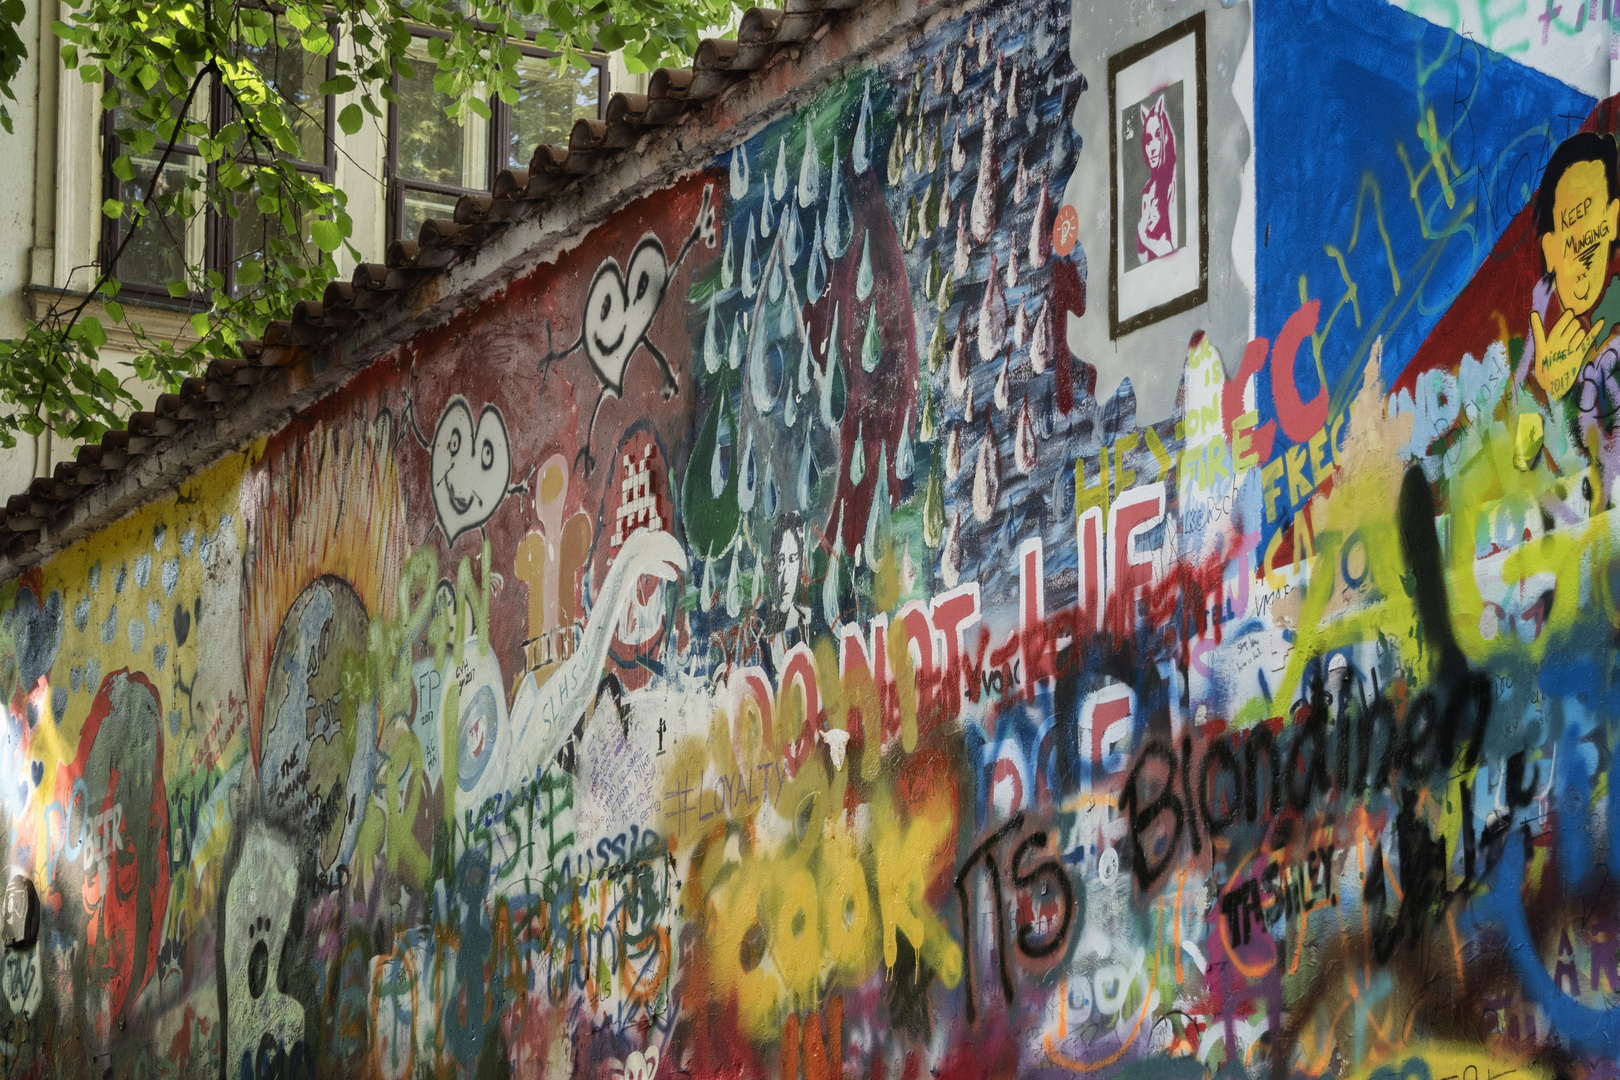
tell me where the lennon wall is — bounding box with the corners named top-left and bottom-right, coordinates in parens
top-left (5, 0), bottom-right (1620, 1077)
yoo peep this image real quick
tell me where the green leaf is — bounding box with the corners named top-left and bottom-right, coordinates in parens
top-left (235, 259), bottom-right (263, 287)
top-left (338, 102), bottom-right (362, 135)
top-left (102, 198), bottom-right (124, 219)
top-left (467, 97), bottom-right (491, 121)
top-left (167, 280), bottom-right (189, 298)
top-left (190, 312), bottom-right (210, 337)
top-left (110, 153), bottom-right (133, 182)
top-left (310, 219), bottom-right (341, 252)
top-left (103, 300), bottom-right (124, 324)
top-left (319, 75), bottom-right (357, 95)
top-left (79, 317), bottom-right (107, 349)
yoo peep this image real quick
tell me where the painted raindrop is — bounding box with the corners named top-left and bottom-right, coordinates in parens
top-left (741, 215), bottom-right (759, 298)
top-left (954, 207), bottom-right (971, 277)
top-left (853, 79), bottom-right (874, 175)
top-left (861, 307), bottom-right (882, 373)
top-left (774, 138), bottom-right (789, 201)
top-left (973, 409), bottom-right (1001, 523)
top-left (749, 318), bottom-right (776, 414)
top-left (945, 423), bottom-right (963, 478)
top-left (784, 195), bottom-right (803, 266)
top-left (722, 231), bottom-right (736, 288)
top-left (739, 428), bottom-right (758, 510)
top-left (764, 460), bottom-right (780, 517)
top-left (864, 445), bottom-right (890, 566)
top-left (1005, 64), bottom-right (1019, 120)
top-left (711, 409), bottom-right (733, 496)
top-left (970, 109), bottom-right (998, 243)
top-left (950, 307), bottom-right (972, 401)
top-left (856, 232), bottom-right (874, 302)
top-left (1028, 179), bottom-right (1051, 270)
top-left (807, 217), bottom-right (828, 302)
top-left (951, 47), bottom-right (965, 94)
top-left (798, 331), bottom-right (814, 395)
top-left (1030, 296), bottom-right (1051, 374)
top-left (920, 377), bottom-right (938, 441)
top-left (797, 438), bottom-right (817, 510)
top-left (978, 252), bottom-right (1008, 361)
top-left (820, 306), bottom-right (846, 427)
top-left (895, 411), bottom-right (915, 479)
top-left (993, 51), bottom-right (1004, 93)
top-left (729, 312), bottom-right (745, 370)
top-left (849, 419), bottom-right (866, 485)
top-left (951, 116), bottom-right (966, 172)
top-left (1004, 245), bottom-right (1019, 288)
top-left (701, 556), bottom-right (715, 612)
top-left (1014, 397), bottom-right (1037, 474)
top-left (730, 145), bottom-right (751, 200)
top-left (704, 295), bottom-right (723, 374)
top-left (799, 113), bottom-right (822, 206)
top-left (824, 137), bottom-right (852, 257)
top-left (922, 456), bottom-right (946, 548)
top-left (769, 257), bottom-right (785, 303)
top-left (761, 187), bottom-right (774, 237)
top-left (725, 552), bottom-right (742, 618)
top-left (993, 355), bottom-right (1011, 411)
top-left (1013, 149), bottom-right (1029, 204)
top-left (1013, 301), bottom-right (1027, 349)
top-left (823, 536), bottom-right (843, 626)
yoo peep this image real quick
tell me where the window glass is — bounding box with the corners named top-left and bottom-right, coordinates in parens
top-left (507, 57), bottom-right (599, 170)
top-left (117, 156), bottom-right (204, 289)
top-left (239, 22), bottom-right (329, 164)
top-left (401, 188), bottom-right (460, 242)
top-left (113, 88), bottom-right (205, 149)
top-left (396, 43), bottom-right (489, 189)
top-left (230, 195), bottom-right (315, 296)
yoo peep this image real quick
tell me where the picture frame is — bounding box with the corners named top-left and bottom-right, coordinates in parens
top-left (1108, 12), bottom-right (1209, 339)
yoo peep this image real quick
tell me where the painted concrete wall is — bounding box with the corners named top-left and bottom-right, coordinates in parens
top-left (5, 0), bottom-right (1620, 1077)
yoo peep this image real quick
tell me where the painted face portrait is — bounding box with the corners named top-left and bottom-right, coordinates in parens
top-left (1542, 159), bottom-right (1620, 319)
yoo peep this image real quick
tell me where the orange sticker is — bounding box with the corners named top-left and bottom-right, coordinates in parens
top-left (1053, 205), bottom-right (1079, 257)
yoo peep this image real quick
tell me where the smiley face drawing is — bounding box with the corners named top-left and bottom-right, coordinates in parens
top-left (539, 183), bottom-right (717, 472)
top-left (429, 397), bottom-right (515, 543)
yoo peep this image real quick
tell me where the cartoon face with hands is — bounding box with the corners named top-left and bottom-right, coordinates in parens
top-left (1532, 133), bottom-right (1620, 401)
top-left (538, 183), bottom-right (719, 473)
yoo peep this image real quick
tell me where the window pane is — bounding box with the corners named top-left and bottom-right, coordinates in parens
top-left (400, 186), bottom-right (460, 243)
top-left (507, 57), bottom-right (599, 170)
top-left (117, 154), bottom-right (203, 289)
top-left (240, 19), bottom-right (329, 164)
top-left (230, 190), bottom-right (315, 297)
top-left (396, 42), bottom-right (489, 190)
top-left (114, 87), bottom-right (205, 149)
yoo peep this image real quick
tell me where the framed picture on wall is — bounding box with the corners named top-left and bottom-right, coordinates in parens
top-left (1108, 12), bottom-right (1209, 338)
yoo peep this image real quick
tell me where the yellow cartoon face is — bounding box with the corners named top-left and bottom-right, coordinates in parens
top-left (1542, 159), bottom-right (1620, 317)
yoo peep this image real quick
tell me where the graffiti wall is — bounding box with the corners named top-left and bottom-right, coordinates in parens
top-left (11, 0), bottom-right (1620, 1076)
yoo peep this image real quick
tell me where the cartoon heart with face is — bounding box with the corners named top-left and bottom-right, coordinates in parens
top-left (582, 237), bottom-right (671, 396)
top-left (431, 397), bottom-right (513, 543)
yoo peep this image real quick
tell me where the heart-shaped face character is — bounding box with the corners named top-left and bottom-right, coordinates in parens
top-left (431, 397), bottom-right (513, 543)
top-left (582, 237), bottom-right (670, 395)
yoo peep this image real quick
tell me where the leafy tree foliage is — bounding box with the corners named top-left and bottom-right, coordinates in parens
top-left (0, 0), bottom-right (734, 447)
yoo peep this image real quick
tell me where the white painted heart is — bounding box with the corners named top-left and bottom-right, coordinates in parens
top-left (582, 237), bottom-right (670, 396)
top-left (430, 397), bottom-right (513, 543)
